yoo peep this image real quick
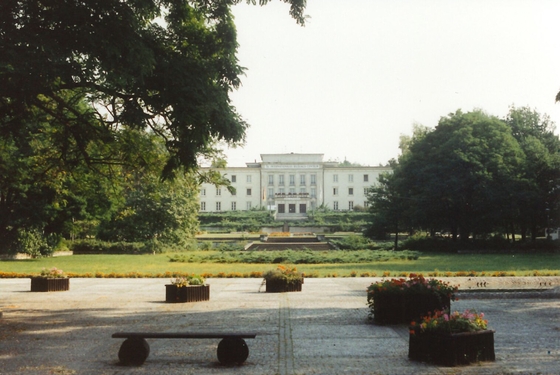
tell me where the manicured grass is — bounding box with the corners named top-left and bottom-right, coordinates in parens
top-left (1, 252), bottom-right (559, 278)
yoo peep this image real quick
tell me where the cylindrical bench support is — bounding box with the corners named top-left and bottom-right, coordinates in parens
top-left (217, 337), bottom-right (249, 364)
top-left (118, 338), bottom-right (150, 366)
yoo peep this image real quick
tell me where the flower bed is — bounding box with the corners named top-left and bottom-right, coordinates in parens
top-left (367, 275), bottom-right (458, 324)
top-left (409, 329), bottom-right (495, 366)
top-left (30, 267), bottom-right (69, 292)
top-left (165, 276), bottom-right (209, 303)
top-left (31, 277), bottom-right (70, 292)
top-left (263, 265), bottom-right (303, 293)
top-left (165, 284), bottom-right (210, 303)
top-left (408, 309), bottom-right (495, 366)
top-left (265, 279), bottom-right (303, 293)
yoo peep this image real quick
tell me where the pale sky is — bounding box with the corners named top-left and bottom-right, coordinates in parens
top-left (222, 0), bottom-right (560, 167)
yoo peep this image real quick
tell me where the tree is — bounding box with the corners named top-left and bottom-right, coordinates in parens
top-left (372, 110), bottom-right (526, 242)
top-left (366, 165), bottom-right (409, 249)
top-left (0, 0), bottom-right (306, 177)
top-left (97, 172), bottom-right (200, 247)
top-left (0, 0), bottom-right (308, 252)
top-left (505, 106), bottom-right (560, 240)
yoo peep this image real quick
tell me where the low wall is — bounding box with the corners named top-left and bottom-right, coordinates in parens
top-left (0, 251), bottom-right (73, 260)
top-left (260, 226), bottom-right (331, 234)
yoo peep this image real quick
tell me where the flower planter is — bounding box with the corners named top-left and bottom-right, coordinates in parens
top-left (372, 294), bottom-right (450, 324)
top-left (409, 330), bottom-right (495, 366)
top-left (265, 279), bottom-right (303, 293)
top-left (30, 277), bottom-right (69, 292)
top-left (165, 284), bottom-right (210, 303)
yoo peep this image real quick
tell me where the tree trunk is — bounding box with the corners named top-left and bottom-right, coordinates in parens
top-left (530, 224), bottom-right (537, 242)
top-left (394, 221), bottom-right (399, 250)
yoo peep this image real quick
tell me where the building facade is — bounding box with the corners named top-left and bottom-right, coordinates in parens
top-left (199, 153), bottom-right (391, 219)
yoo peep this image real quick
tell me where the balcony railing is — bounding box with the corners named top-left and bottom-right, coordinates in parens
top-left (274, 193), bottom-right (310, 199)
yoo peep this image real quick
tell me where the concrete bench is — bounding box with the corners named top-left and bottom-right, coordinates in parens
top-left (112, 331), bottom-right (257, 366)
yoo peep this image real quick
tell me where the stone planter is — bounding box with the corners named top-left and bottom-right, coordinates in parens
top-left (409, 330), bottom-right (495, 366)
top-left (165, 284), bottom-right (210, 303)
top-left (265, 279), bottom-right (303, 293)
top-left (372, 293), bottom-right (450, 325)
top-left (30, 277), bottom-right (70, 292)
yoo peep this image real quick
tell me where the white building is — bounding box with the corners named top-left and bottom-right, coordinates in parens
top-left (199, 153), bottom-right (391, 220)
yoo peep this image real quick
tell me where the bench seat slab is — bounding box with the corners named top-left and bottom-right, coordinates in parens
top-left (112, 332), bottom-right (257, 339)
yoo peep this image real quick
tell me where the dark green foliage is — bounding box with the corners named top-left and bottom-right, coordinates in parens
top-left (168, 249), bottom-right (421, 264)
top-left (330, 235), bottom-right (379, 250)
top-left (0, 0), bottom-right (307, 253)
top-left (70, 240), bottom-right (148, 254)
top-left (200, 211), bottom-right (276, 232)
top-left (402, 235), bottom-right (559, 253)
top-left (368, 108), bottom-right (560, 245)
top-left (12, 229), bottom-right (60, 257)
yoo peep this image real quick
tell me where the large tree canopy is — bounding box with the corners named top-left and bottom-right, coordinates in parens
top-left (0, 0), bottom-right (306, 177)
top-left (0, 0), bottom-right (307, 253)
top-left (368, 108), bottom-right (560, 243)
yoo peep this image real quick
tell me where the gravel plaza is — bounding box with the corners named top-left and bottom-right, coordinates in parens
top-left (1, 277), bottom-right (560, 375)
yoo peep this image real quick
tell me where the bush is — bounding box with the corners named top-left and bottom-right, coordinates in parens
top-left (330, 235), bottom-right (379, 250)
top-left (71, 240), bottom-right (147, 254)
top-left (13, 229), bottom-right (60, 257)
top-left (198, 241), bottom-right (213, 250)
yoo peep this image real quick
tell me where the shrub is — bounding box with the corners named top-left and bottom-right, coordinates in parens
top-left (71, 240), bottom-right (147, 254)
top-left (263, 265), bottom-right (303, 284)
top-left (330, 235), bottom-right (379, 250)
top-left (14, 229), bottom-right (59, 257)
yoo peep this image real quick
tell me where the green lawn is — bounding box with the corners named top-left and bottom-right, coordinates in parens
top-left (1, 252), bottom-right (559, 278)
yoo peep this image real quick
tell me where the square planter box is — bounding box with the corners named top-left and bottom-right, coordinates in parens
top-left (409, 330), bottom-right (495, 366)
top-left (165, 284), bottom-right (210, 303)
top-left (30, 277), bottom-right (70, 292)
top-left (372, 293), bottom-right (451, 325)
top-left (265, 279), bottom-right (303, 293)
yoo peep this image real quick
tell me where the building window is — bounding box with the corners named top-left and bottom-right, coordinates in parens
top-left (349, 201), bottom-right (354, 210)
top-left (268, 175), bottom-right (274, 185)
top-left (246, 188), bottom-right (252, 196)
top-left (348, 174), bottom-right (354, 182)
top-left (216, 188), bottom-right (221, 196)
top-left (289, 174), bottom-right (295, 186)
top-left (216, 202), bottom-right (221, 211)
top-left (300, 187), bottom-right (306, 194)
top-left (231, 175), bottom-right (236, 183)
top-left (246, 202), bottom-right (252, 210)
top-left (310, 174), bottom-right (316, 185)
top-left (279, 175), bottom-right (284, 186)
top-left (333, 174), bottom-right (338, 183)
top-left (364, 188), bottom-right (369, 196)
top-left (231, 202), bottom-right (237, 211)
top-left (200, 188), bottom-right (206, 196)
top-left (348, 188), bottom-right (354, 196)
top-left (268, 188), bottom-right (274, 199)
top-left (333, 187), bottom-right (338, 196)
top-left (289, 187), bottom-right (296, 195)
top-left (363, 174), bottom-right (369, 182)
top-left (364, 201), bottom-right (369, 208)
top-left (279, 187), bottom-right (285, 194)
top-left (300, 175), bottom-right (306, 185)
top-left (246, 175), bottom-right (252, 183)
top-left (311, 187), bottom-right (316, 198)
top-left (200, 201), bottom-right (206, 211)
top-left (333, 201), bottom-right (339, 210)
top-left (231, 188), bottom-right (236, 196)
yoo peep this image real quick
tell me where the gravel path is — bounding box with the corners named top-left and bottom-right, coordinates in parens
top-left (1, 277), bottom-right (559, 375)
